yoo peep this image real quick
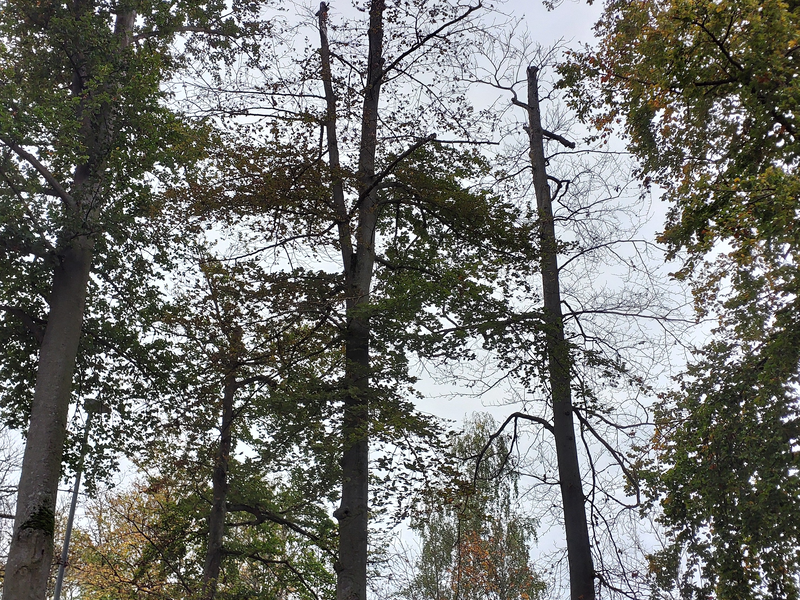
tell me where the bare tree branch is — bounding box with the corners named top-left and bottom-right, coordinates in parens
top-left (380, 4), bottom-right (483, 83)
top-left (471, 411), bottom-right (554, 487)
top-left (358, 134), bottom-right (436, 204)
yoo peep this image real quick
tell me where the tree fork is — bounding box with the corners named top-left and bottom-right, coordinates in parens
top-left (525, 65), bottom-right (595, 600)
top-left (318, 1), bottom-right (385, 599)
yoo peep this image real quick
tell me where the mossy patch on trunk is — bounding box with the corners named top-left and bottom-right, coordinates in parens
top-left (21, 505), bottom-right (55, 537)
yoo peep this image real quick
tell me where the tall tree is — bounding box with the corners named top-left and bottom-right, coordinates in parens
top-left (444, 35), bottom-right (689, 597)
top-left (315, 4), bottom-right (510, 599)
top-left (1, 4), bottom-right (143, 595)
top-left (562, 0), bottom-right (800, 595)
top-left (524, 65), bottom-right (594, 600)
top-left (171, 4), bottom-right (543, 600)
top-left (317, 5), bottom-right (382, 596)
top-left (0, 0), bottom-right (255, 595)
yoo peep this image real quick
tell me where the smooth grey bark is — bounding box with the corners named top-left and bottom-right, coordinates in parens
top-left (202, 375), bottom-right (236, 599)
top-left (2, 10), bottom-right (136, 600)
top-left (525, 65), bottom-right (596, 600)
top-left (318, 2), bottom-right (384, 598)
top-left (3, 239), bottom-right (93, 600)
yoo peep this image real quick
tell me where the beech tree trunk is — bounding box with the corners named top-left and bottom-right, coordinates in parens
top-left (3, 239), bottom-right (93, 600)
top-left (318, 2), bottom-right (385, 598)
top-left (3, 11), bottom-right (136, 600)
top-left (202, 376), bottom-right (236, 599)
top-left (525, 65), bottom-right (595, 600)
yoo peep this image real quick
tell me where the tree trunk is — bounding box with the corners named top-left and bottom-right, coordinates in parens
top-left (525, 65), bottom-right (595, 600)
top-left (3, 237), bottom-right (93, 600)
top-left (202, 375), bottom-right (236, 599)
top-left (335, 318), bottom-right (371, 600)
top-left (318, 2), bottom-right (385, 598)
top-left (3, 11), bottom-right (136, 599)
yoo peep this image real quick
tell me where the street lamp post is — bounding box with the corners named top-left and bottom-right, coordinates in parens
top-left (53, 399), bottom-right (106, 600)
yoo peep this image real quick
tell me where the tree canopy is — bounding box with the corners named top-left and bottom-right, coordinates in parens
top-left (1, 0), bottom-right (799, 598)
